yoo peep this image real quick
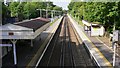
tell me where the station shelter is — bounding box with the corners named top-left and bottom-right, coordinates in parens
top-left (0, 17), bottom-right (50, 65)
top-left (82, 20), bottom-right (105, 36)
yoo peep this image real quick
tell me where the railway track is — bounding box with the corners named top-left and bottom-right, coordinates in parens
top-left (37, 15), bottom-right (95, 67)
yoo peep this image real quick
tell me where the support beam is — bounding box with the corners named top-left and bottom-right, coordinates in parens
top-left (113, 43), bottom-right (117, 67)
top-left (10, 39), bottom-right (17, 65)
top-left (51, 11), bottom-right (53, 22)
top-left (31, 39), bottom-right (33, 47)
top-left (84, 25), bottom-right (85, 31)
top-left (46, 10), bottom-right (48, 18)
top-left (0, 49), bottom-right (1, 67)
top-left (87, 26), bottom-right (88, 33)
top-left (40, 9), bottom-right (42, 17)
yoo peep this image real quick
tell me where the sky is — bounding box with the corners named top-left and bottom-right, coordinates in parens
top-left (53, 2), bottom-right (71, 10)
top-left (4, 0), bottom-right (71, 10)
top-left (47, 0), bottom-right (71, 10)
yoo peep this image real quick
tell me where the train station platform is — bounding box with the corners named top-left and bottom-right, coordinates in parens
top-left (2, 16), bottom-right (63, 67)
top-left (68, 14), bottom-right (120, 67)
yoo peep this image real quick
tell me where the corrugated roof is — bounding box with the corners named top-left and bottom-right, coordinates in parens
top-left (14, 17), bottom-right (50, 31)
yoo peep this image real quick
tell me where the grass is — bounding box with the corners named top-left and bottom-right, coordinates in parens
top-left (72, 16), bottom-right (83, 27)
top-left (78, 21), bottom-right (84, 26)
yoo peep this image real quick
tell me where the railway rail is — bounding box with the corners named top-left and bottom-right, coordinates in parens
top-left (37, 15), bottom-right (95, 67)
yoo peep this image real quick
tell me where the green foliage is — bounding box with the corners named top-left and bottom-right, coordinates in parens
top-left (9, 2), bottom-right (19, 17)
top-left (3, 2), bottom-right (63, 22)
top-left (2, 3), bottom-right (9, 18)
top-left (53, 6), bottom-right (62, 11)
top-left (68, 2), bottom-right (120, 32)
top-left (2, 3), bottom-right (11, 24)
top-left (23, 2), bottom-right (38, 19)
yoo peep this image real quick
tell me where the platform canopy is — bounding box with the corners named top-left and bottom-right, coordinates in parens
top-left (82, 20), bottom-right (91, 26)
top-left (91, 23), bottom-right (101, 28)
top-left (0, 17), bottom-right (50, 65)
top-left (0, 17), bottom-right (50, 39)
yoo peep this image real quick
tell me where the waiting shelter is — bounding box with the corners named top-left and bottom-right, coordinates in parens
top-left (82, 20), bottom-right (105, 36)
top-left (0, 17), bottom-right (50, 65)
top-left (82, 20), bottom-right (91, 32)
top-left (91, 23), bottom-right (105, 36)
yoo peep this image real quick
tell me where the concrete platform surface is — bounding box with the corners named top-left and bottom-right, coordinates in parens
top-left (68, 14), bottom-right (120, 67)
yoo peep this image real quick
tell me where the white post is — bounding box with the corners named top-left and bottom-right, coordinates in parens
top-left (46, 10), bottom-right (48, 18)
top-left (84, 25), bottom-right (85, 31)
top-left (51, 11), bottom-right (53, 22)
top-left (11, 39), bottom-right (17, 65)
top-left (40, 9), bottom-right (42, 17)
top-left (113, 43), bottom-right (116, 67)
top-left (13, 42), bottom-right (17, 65)
top-left (51, 11), bottom-right (53, 18)
top-left (54, 11), bottom-right (55, 18)
top-left (31, 39), bottom-right (33, 47)
top-left (0, 44), bottom-right (2, 68)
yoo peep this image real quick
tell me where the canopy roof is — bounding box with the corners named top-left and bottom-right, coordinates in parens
top-left (0, 17), bottom-right (50, 39)
top-left (82, 20), bottom-right (91, 26)
top-left (0, 23), bottom-right (33, 31)
top-left (14, 17), bottom-right (50, 31)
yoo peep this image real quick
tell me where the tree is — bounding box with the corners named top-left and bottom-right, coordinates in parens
top-left (68, 2), bottom-right (120, 33)
top-left (17, 2), bottom-right (25, 21)
top-left (53, 6), bottom-right (62, 11)
top-left (2, 3), bottom-right (10, 24)
top-left (5, 2), bottom-right (63, 23)
top-left (9, 2), bottom-right (19, 17)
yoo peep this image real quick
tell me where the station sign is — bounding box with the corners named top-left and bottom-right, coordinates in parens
top-left (8, 32), bottom-right (14, 36)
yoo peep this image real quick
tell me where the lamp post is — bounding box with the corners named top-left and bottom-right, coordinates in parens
top-left (52, 10), bottom-right (55, 18)
top-left (37, 8), bottom-right (61, 19)
top-left (36, 9), bottom-right (46, 18)
top-left (46, 10), bottom-right (48, 18)
top-left (37, 9), bottom-right (42, 17)
top-left (46, 2), bottom-right (49, 18)
top-left (42, 9), bottom-right (47, 18)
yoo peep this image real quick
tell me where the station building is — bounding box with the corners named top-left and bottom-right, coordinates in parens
top-left (0, 17), bottom-right (50, 65)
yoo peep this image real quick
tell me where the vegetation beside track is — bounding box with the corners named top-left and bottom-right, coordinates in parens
top-left (68, 2), bottom-right (120, 34)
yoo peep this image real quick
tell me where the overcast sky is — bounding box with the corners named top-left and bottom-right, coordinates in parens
top-left (48, 0), bottom-right (71, 10)
top-left (53, 2), bottom-right (71, 10)
top-left (53, 2), bottom-right (70, 10)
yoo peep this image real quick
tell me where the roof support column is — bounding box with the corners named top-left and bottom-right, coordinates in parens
top-left (90, 26), bottom-right (91, 36)
top-left (10, 39), bottom-right (17, 65)
top-left (87, 26), bottom-right (88, 33)
top-left (84, 25), bottom-right (85, 31)
top-left (31, 39), bottom-right (33, 47)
